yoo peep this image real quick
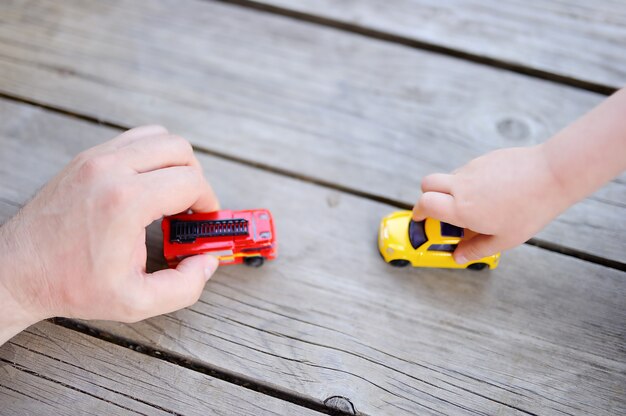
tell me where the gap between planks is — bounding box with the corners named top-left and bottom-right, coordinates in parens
top-left (0, 357), bottom-right (168, 416)
top-left (50, 318), bottom-right (357, 416)
top-left (210, 0), bottom-right (617, 96)
top-left (0, 90), bottom-right (623, 272)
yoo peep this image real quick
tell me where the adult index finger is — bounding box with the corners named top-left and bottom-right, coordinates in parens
top-left (134, 166), bottom-right (220, 225)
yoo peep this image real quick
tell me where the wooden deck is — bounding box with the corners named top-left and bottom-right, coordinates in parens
top-left (0, 1), bottom-right (624, 415)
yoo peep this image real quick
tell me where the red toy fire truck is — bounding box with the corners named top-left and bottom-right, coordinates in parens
top-left (162, 209), bottom-right (277, 268)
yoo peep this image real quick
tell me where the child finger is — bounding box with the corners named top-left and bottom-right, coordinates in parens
top-left (421, 173), bottom-right (454, 193)
top-left (412, 191), bottom-right (462, 226)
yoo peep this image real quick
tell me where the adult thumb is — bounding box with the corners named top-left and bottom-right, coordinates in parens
top-left (140, 255), bottom-right (219, 318)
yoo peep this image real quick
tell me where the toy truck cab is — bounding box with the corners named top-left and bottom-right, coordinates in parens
top-left (378, 210), bottom-right (499, 270)
top-left (162, 209), bottom-right (277, 268)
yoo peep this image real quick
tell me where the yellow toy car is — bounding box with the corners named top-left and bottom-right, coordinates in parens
top-left (378, 210), bottom-right (499, 270)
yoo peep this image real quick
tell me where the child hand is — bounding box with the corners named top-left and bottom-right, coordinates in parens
top-left (413, 88), bottom-right (626, 265)
top-left (412, 145), bottom-right (569, 264)
top-left (0, 125), bottom-right (220, 344)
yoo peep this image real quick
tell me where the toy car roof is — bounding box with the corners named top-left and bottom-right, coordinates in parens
top-left (424, 218), bottom-right (464, 244)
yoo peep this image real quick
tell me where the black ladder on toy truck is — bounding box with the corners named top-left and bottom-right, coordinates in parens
top-left (170, 218), bottom-right (249, 243)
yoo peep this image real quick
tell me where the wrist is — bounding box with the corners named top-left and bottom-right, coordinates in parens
top-left (541, 88), bottom-right (626, 204)
top-left (0, 274), bottom-right (41, 346)
top-left (0, 215), bottom-right (50, 344)
top-left (0, 291), bottom-right (37, 345)
top-left (536, 142), bottom-right (579, 210)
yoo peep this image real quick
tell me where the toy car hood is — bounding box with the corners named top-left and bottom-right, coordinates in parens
top-left (380, 210), bottom-right (412, 248)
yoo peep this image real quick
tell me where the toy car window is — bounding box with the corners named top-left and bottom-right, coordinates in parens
top-left (428, 244), bottom-right (458, 252)
top-left (440, 222), bottom-right (464, 237)
top-left (170, 218), bottom-right (248, 243)
top-left (408, 220), bottom-right (427, 249)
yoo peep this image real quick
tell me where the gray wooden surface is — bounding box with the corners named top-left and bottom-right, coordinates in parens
top-left (250, 0), bottom-right (626, 89)
top-left (0, 0), bottom-right (624, 264)
top-left (0, 321), bottom-right (321, 416)
top-left (1, 99), bottom-right (625, 415)
top-left (0, 0), bottom-right (625, 415)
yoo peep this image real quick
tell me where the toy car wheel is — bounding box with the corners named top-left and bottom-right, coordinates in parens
top-left (244, 256), bottom-right (265, 267)
top-left (467, 262), bottom-right (488, 271)
top-left (389, 259), bottom-right (410, 268)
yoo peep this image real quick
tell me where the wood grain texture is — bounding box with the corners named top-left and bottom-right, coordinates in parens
top-left (1, 99), bottom-right (625, 415)
top-left (0, 321), bottom-right (321, 416)
top-left (0, 0), bottom-right (624, 264)
top-left (249, 0), bottom-right (626, 88)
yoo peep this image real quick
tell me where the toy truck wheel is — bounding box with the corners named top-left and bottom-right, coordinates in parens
top-left (389, 259), bottom-right (409, 268)
top-left (467, 262), bottom-right (488, 271)
top-left (244, 256), bottom-right (265, 267)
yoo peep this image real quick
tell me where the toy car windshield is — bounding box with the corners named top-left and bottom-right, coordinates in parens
top-left (408, 220), bottom-right (427, 249)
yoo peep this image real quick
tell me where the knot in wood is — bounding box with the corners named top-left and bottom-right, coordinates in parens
top-left (324, 395), bottom-right (356, 414)
top-left (496, 117), bottom-right (530, 141)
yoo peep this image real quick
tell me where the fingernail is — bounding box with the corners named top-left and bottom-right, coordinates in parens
top-left (454, 254), bottom-right (468, 264)
top-left (204, 255), bottom-right (219, 281)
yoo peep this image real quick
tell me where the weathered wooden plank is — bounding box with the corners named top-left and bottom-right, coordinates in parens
top-left (0, 0), bottom-right (624, 264)
top-left (0, 321), bottom-right (322, 416)
top-left (1, 99), bottom-right (624, 415)
top-left (250, 0), bottom-right (626, 89)
top-left (1, 367), bottom-right (140, 416)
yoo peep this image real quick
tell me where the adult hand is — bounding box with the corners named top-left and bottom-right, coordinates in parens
top-left (0, 125), bottom-right (219, 344)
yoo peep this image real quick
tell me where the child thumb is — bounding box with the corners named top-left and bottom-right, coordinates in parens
top-left (453, 234), bottom-right (499, 264)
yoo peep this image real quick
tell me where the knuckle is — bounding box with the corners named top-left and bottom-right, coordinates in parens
top-left (126, 124), bottom-right (167, 138)
top-left (422, 173), bottom-right (437, 184)
top-left (455, 196), bottom-right (472, 213)
top-left (184, 166), bottom-right (204, 186)
top-left (98, 183), bottom-right (134, 211)
top-left (419, 192), bottom-right (437, 210)
top-left (176, 270), bottom-right (204, 307)
top-left (167, 134), bottom-right (188, 146)
top-left (186, 282), bottom-right (204, 306)
top-left (145, 124), bottom-right (169, 135)
top-left (122, 142), bottom-right (143, 159)
top-left (182, 288), bottom-right (203, 309)
top-left (168, 134), bottom-right (193, 153)
top-left (453, 188), bottom-right (472, 210)
top-left (72, 150), bottom-right (91, 167)
top-left (77, 154), bottom-right (113, 182)
top-left (421, 191), bottom-right (434, 203)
